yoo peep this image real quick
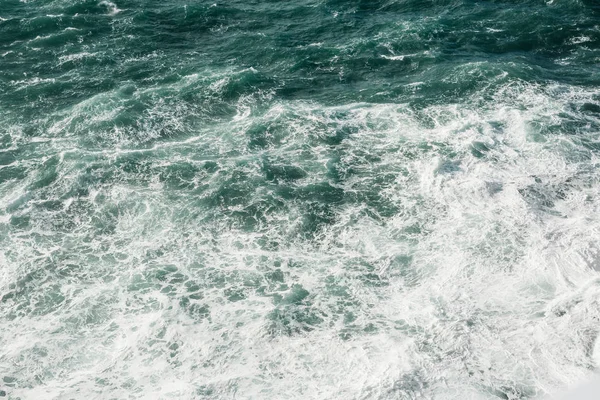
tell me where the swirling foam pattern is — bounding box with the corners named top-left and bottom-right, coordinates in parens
top-left (1, 0), bottom-right (600, 398)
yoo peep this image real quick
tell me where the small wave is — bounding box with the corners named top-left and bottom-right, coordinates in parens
top-left (380, 54), bottom-right (417, 61)
top-left (570, 36), bottom-right (592, 45)
top-left (57, 52), bottom-right (98, 65)
top-left (99, 0), bottom-right (121, 16)
top-left (11, 77), bottom-right (56, 88)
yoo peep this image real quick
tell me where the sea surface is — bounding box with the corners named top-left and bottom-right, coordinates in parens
top-left (1, 0), bottom-right (600, 399)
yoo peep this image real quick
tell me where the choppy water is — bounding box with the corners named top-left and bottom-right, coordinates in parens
top-left (1, 0), bottom-right (600, 398)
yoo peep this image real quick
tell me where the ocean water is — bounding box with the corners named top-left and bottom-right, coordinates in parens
top-left (1, 0), bottom-right (600, 398)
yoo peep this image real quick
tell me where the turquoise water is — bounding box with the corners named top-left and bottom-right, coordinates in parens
top-left (1, 0), bottom-right (600, 398)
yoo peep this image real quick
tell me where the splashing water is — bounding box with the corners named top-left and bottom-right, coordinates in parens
top-left (1, 0), bottom-right (600, 399)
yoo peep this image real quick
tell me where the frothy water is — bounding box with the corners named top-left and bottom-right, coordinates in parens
top-left (1, 0), bottom-right (600, 398)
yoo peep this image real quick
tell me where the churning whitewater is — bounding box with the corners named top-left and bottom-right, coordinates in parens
top-left (1, 0), bottom-right (600, 399)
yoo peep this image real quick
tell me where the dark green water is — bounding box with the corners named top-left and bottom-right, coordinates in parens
top-left (1, 0), bottom-right (600, 398)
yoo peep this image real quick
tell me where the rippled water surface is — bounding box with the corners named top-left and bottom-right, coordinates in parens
top-left (1, 0), bottom-right (600, 398)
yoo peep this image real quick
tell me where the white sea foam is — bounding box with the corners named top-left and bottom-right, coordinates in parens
top-left (11, 77), bottom-right (56, 89)
top-left (569, 36), bottom-right (592, 45)
top-left (57, 52), bottom-right (98, 65)
top-left (1, 79), bottom-right (600, 398)
top-left (99, 0), bottom-right (121, 16)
